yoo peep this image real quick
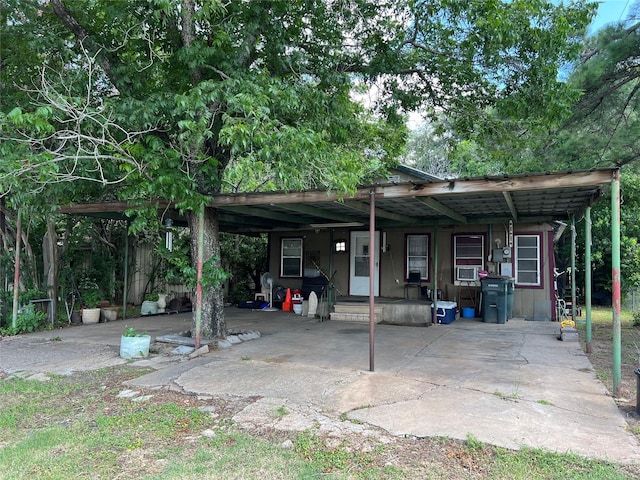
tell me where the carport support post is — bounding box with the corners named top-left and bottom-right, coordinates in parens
top-left (194, 205), bottom-right (205, 350)
top-left (585, 207), bottom-right (592, 353)
top-left (11, 208), bottom-right (21, 330)
top-left (122, 222), bottom-right (129, 320)
top-left (369, 191), bottom-right (375, 372)
top-left (612, 170), bottom-right (621, 397)
top-left (571, 215), bottom-right (577, 320)
top-left (432, 221), bottom-right (438, 324)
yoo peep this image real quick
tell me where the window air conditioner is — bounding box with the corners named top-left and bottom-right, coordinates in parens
top-left (456, 266), bottom-right (479, 281)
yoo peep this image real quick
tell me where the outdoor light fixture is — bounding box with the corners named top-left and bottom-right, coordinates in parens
top-left (308, 222), bottom-right (364, 229)
top-left (334, 240), bottom-right (347, 253)
top-left (165, 218), bottom-right (173, 252)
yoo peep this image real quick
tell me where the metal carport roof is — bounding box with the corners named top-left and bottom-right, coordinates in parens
top-left (59, 168), bottom-right (615, 230)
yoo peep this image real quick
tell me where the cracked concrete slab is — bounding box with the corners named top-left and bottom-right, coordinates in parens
top-left (2, 309), bottom-right (639, 465)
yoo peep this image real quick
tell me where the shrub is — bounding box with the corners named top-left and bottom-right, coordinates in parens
top-left (1, 305), bottom-right (48, 335)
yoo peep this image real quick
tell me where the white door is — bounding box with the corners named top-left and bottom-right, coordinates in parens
top-left (349, 231), bottom-right (380, 296)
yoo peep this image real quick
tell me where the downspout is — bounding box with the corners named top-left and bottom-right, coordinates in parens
top-left (369, 190), bottom-right (375, 372)
top-left (11, 208), bottom-right (22, 330)
top-left (611, 170), bottom-right (621, 397)
top-left (585, 207), bottom-right (592, 353)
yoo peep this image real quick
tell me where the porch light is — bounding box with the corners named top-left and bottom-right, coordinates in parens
top-left (334, 240), bottom-right (347, 253)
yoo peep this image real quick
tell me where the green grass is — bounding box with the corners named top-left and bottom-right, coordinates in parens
top-left (1, 363), bottom-right (638, 479)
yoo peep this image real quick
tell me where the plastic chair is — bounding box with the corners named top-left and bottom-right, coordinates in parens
top-left (404, 271), bottom-right (422, 299)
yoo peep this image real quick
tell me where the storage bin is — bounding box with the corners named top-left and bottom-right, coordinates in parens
top-left (461, 307), bottom-right (475, 318)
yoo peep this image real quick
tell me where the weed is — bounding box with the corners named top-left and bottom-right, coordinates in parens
top-left (465, 433), bottom-right (484, 452)
top-left (632, 309), bottom-right (640, 327)
top-left (241, 356), bottom-right (251, 361)
top-left (628, 425), bottom-right (640, 436)
top-left (536, 399), bottom-right (554, 406)
top-left (511, 381), bottom-right (521, 399)
top-left (49, 336), bottom-right (62, 342)
top-left (294, 430), bottom-right (374, 473)
top-left (275, 405), bottom-right (289, 418)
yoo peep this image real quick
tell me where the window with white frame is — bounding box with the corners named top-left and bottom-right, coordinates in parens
top-left (281, 238), bottom-right (303, 277)
top-left (515, 234), bottom-right (540, 286)
top-left (453, 235), bottom-right (484, 278)
top-left (406, 234), bottom-right (429, 280)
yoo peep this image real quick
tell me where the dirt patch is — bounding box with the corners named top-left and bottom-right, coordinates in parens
top-left (581, 323), bottom-right (640, 436)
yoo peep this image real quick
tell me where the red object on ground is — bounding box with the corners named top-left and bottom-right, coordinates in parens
top-left (283, 288), bottom-right (293, 311)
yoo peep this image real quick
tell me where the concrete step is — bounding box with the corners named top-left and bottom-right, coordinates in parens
top-left (330, 303), bottom-right (383, 323)
top-left (332, 303), bottom-right (384, 315)
top-left (329, 312), bottom-right (382, 323)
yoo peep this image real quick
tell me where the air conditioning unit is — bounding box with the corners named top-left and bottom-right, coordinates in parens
top-left (456, 266), bottom-right (479, 281)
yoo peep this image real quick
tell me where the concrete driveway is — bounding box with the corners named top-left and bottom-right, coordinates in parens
top-left (1, 308), bottom-right (639, 464)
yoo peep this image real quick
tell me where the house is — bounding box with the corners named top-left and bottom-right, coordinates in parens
top-left (60, 167), bottom-right (617, 324)
top-left (205, 166), bottom-right (616, 324)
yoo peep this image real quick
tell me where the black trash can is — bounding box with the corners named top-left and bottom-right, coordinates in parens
top-left (481, 277), bottom-right (509, 324)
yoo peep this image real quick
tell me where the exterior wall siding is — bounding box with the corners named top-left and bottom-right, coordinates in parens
top-left (268, 221), bottom-right (556, 321)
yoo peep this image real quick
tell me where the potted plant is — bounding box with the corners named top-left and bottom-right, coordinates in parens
top-left (81, 288), bottom-right (102, 324)
top-left (120, 325), bottom-right (151, 359)
top-left (141, 292), bottom-right (159, 315)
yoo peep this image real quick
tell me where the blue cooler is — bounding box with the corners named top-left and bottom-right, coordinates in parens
top-left (432, 301), bottom-right (458, 324)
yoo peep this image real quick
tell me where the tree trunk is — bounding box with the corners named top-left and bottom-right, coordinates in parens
top-left (42, 219), bottom-right (59, 322)
top-left (187, 206), bottom-right (226, 339)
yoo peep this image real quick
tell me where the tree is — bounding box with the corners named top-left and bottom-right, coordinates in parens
top-left (539, 7), bottom-right (640, 170)
top-left (1, 0), bottom-right (596, 338)
top-left (534, 5), bottom-right (640, 296)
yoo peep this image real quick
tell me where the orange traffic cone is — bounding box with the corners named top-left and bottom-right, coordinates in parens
top-left (282, 288), bottom-right (292, 312)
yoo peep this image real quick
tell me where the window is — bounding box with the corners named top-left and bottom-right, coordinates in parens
top-left (406, 234), bottom-right (429, 280)
top-left (453, 235), bottom-right (484, 271)
top-left (515, 235), bottom-right (540, 286)
top-left (334, 240), bottom-right (347, 253)
top-left (281, 238), bottom-right (303, 277)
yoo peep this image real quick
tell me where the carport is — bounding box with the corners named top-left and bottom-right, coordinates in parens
top-left (59, 168), bottom-right (624, 394)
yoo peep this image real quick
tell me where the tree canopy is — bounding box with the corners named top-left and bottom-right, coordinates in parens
top-left (0, 0), bottom-right (598, 336)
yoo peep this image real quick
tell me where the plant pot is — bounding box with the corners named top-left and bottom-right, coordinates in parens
top-left (101, 307), bottom-right (119, 322)
top-left (70, 310), bottom-right (82, 324)
top-left (156, 293), bottom-right (167, 313)
top-left (120, 335), bottom-right (151, 359)
top-left (82, 308), bottom-right (101, 324)
top-left (140, 300), bottom-right (158, 315)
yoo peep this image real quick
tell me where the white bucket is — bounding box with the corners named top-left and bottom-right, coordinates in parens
top-left (293, 303), bottom-right (303, 315)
